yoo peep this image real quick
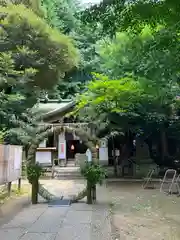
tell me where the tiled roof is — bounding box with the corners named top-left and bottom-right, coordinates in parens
top-left (32, 99), bottom-right (75, 118)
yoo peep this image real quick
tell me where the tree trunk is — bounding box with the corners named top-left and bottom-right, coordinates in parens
top-left (86, 181), bottom-right (92, 204)
top-left (111, 136), bottom-right (118, 176)
top-left (31, 179), bottom-right (39, 204)
top-left (92, 185), bottom-right (96, 202)
top-left (160, 128), bottom-right (168, 161)
top-left (120, 130), bottom-right (134, 177)
top-left (114, 158), bottom-right (118, 176)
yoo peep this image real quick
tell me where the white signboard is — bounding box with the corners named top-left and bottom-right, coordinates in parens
top-left (99, 147), bottom-right (108, 161)
top-left (36, 151), bottom-right (51, 164)
top-left (115, 149), bottom-right (120, 156)
top-left (4, 144), bottom-right (10, 161)
top-left (0, 145), bottom-right (23, 183)
top-left (14, 146), bottom-right (22, 170)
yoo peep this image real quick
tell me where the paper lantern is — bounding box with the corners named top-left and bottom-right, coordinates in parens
top-left (96, 144), bottom-right (99, 149)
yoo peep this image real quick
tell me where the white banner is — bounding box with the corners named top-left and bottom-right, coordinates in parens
top-left (58, 134), bottom-right (66, 159)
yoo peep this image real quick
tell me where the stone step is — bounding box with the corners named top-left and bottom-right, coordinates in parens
top-left (54, 173), bottom-right (83, 180)
top-left (66, 161), bottom-right (75, 167)
top-left (66, 164), bottom-right (75, 167)
top-left (54, 176), bottom-right (84, 180)
top-left (53, 168), bottom-right (83, 179)
top-left (54, 171), bottom-right (81, 175)
top-left (54, 167), bottom-right (80, 172)
top-left (42, 173), bottom-right (83, 180)
top-left (53, 173), bottom-right (81, 176)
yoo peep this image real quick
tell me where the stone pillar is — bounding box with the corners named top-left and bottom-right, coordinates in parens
top-left (99, 138), bottom-right (108, 166)
top-left (58, 132), bottom-right (66, 163)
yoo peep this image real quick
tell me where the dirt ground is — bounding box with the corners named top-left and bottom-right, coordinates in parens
top-left (107, 182), bottom-right (180, 240)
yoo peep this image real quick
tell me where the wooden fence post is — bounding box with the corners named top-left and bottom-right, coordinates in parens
top-left (18, 178), bottom-right (21, 191)
top-left (7, 182), bottom-right (12, 197)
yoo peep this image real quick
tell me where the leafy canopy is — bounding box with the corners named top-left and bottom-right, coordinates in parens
top-left (41, 0), bottom-right (103, 99)
top-left (77, 74), bottom-right (142, 113)
top-left (0, 4), bottom-right (79, 89)
top-left (0, 2), bottom-right (79, 144)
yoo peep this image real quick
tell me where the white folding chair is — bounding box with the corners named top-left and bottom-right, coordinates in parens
top-left (175, 174), bottom-right (180, 195)
top-left (142, 168), bottom-right (155, 189)
top-left (160, 169), bottom-right (177, 194)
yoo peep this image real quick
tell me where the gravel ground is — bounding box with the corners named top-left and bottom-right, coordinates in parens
top-left (107, 182), bottom-right (180, 240)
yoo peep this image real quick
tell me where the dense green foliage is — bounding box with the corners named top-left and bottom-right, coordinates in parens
top-left (2, 0), bottom-right (180, 168)
top-left (0, 4), bottom-right (78, 89)
top-left (0, 50), bottom-right (38, 143)
top-left (1, 0), bottom-right (46, 17)
top-left (81, 162), bottom-right (107, 185)
top-left (0, 2), bottom-right (78, 144)
top-left (42, 0), bottom-right (103, 99)
top-left (27, 162), bottom-right (43, 184)
top-left (81, 0), bottom-right (126, 36)
top-left (80, 161), bottom-right (107, 204)
top-left (42, 0), bottom-right (79, 32)
top-left (76, 0), bottom-right (180, 166)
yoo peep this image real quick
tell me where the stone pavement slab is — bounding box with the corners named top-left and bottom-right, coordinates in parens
top-left (63, 209), bottom-right (92, 225)
top-left (0, 228), bottom-right (25, 240)
top-left (55, 223), bottom-right (91, 240)
top-left (0, 195), bottom-right (31, 226)
top-left (28, 207), bottom-right (68, 233)
top-left (20, 233), bottom-right (56, 240)
top-left (0, 185), bottom-right (112, 240)
top-left (2, 205), bottom-right (46, 229)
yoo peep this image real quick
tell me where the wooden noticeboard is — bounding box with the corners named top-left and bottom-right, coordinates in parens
top-left (0, 144), bottom-right (22, 183)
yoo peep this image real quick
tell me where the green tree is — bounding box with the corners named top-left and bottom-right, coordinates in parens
top-left (0, 3), bottom-right (79, 144)
top-left (0, 0), bottom-right (45, 16)
top-left (0, 4), bottom-right (79, 90)
top-left (76, 70), bottom-right (179, 160)
top-left (41, 0), bottom-right (103, 99)
top-left (0, 51), bottom-right (38, 143)
top-left (76, 0), bottom-right (180, 168)
top-left (80, 0), bottom-right (127, 36)
top-left (42, 0), bottom-right (79, 32)
top-left (98, 24), bottom-right (180, 83)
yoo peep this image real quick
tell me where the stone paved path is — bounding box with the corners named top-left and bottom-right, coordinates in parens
top-left (0, 185), bottom-right (112, 240)
top-left (39, 179), bottom-right (86, 199)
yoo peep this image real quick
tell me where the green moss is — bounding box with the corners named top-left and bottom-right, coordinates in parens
top-left (0, 184), bottom-right (30, 204)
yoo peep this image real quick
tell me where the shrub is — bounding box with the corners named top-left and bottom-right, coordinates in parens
top-left (81, 161), bottom-right (107, 186)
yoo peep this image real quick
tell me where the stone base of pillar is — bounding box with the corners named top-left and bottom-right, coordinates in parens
top-left (99, 160), bottom-right (109, 166)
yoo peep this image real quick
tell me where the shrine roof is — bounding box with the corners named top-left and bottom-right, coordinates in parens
top-left (33, 99), bottom-right (75, 119)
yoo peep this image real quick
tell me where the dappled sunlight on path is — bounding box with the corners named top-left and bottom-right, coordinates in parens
top-left (39, 179), bottom-right (86, 199)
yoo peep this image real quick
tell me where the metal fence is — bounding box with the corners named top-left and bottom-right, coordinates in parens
top-left (0, 144), bottom-right (22, 185)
